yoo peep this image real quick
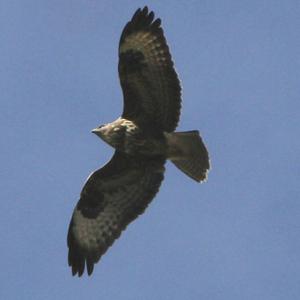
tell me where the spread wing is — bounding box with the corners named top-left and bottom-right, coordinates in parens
top-left (67, 151), bottom-right (165, 276)
top-left (119, 6), bottom-right (181, 132)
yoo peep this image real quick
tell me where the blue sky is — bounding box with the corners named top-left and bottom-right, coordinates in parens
top-left (1, 0), bottom-right (299, 299)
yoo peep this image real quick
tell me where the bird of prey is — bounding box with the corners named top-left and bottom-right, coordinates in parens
top-left (67, 6), bottom-right (210, 276)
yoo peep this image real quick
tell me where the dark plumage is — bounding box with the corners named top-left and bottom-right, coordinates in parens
top-left (67, 6), bottom-right (210, 277)
top-left (119, 7), bottom-right (181, 132)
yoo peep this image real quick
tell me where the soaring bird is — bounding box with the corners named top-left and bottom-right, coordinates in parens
top-left (67, 6), bottom-right (210, 276)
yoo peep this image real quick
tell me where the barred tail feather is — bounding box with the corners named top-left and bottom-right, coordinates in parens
top-left (166, 131), bottom-right (210, 182)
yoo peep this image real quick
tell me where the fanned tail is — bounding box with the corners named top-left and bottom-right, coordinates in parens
top-left (166, 131), bottom-right (210, 182)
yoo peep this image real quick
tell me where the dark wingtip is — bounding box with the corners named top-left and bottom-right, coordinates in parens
top-left (68, 223), bottom-right (88, 277)
top-left (132, 7), bottom-right (141, 20)
top-left (131, 7), bottom-right (149, 23)
top-left (142, 6), bottom-right (148, 14)
top-left (152, 18), bottom-right (161, 28)
top-left (68, 240), bottom-right (99, 277)
top-left (71, 266), bottom-right (77, 276)
top-left (135, 6), bottom-right (153, 23)
top-left (87, 259), bottom-right (94, 276)
top-left (69, 254), bottom-right (95, 277)
top-left (122, 6), bottom-right (160, 39)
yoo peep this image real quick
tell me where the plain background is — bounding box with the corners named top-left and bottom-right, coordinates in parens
top-left (1, 1), bottom-right (299, 299)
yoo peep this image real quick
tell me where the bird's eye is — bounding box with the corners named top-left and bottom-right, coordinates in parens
top-left (98, 124), bottom-right (104, 128)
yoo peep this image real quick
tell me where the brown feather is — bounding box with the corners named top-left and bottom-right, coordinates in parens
top-left (67, 151), bottom-right (165, 276)
top-left (119, 7), bottom-right (181, 132)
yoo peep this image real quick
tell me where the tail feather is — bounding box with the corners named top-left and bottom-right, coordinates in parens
top-left (166, 131), bottom-right (210, 182)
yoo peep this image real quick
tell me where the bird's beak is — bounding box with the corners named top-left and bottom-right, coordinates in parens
top-left (91, 128), bottom-right (99, 134)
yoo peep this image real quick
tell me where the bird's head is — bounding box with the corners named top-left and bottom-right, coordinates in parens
top-left (91, 122), bottom-right (124, 149)
top-left (91, 124), bottom-right (107, 139)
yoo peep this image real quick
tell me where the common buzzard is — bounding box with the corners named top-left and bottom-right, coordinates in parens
top-left (67, 6), bottom-right (210, 276)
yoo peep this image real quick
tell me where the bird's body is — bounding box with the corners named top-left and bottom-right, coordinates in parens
top-left (67, 6), bottom-right (210, 277)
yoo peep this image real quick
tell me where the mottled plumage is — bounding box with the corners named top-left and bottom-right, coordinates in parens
top-left (67, 6), bottom-right (210, 277)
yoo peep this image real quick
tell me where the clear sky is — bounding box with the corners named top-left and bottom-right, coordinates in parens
top-left (1, 1), bottom-right (299, 299)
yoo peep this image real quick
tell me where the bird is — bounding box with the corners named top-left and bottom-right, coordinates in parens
top-left (67, 6), bottom-right (210, 277)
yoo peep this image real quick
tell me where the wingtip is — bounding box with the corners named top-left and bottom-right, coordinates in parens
top-left (87, 263), bottom-right (94, 276)
top-left (132, 7), bottom-right (141, 20)
top-left (152, 18), bottom-right (161, 28)
top-left (142, 6), bottom-right (148, 14)
top-left (132, 6), bottom-right (155, 23)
